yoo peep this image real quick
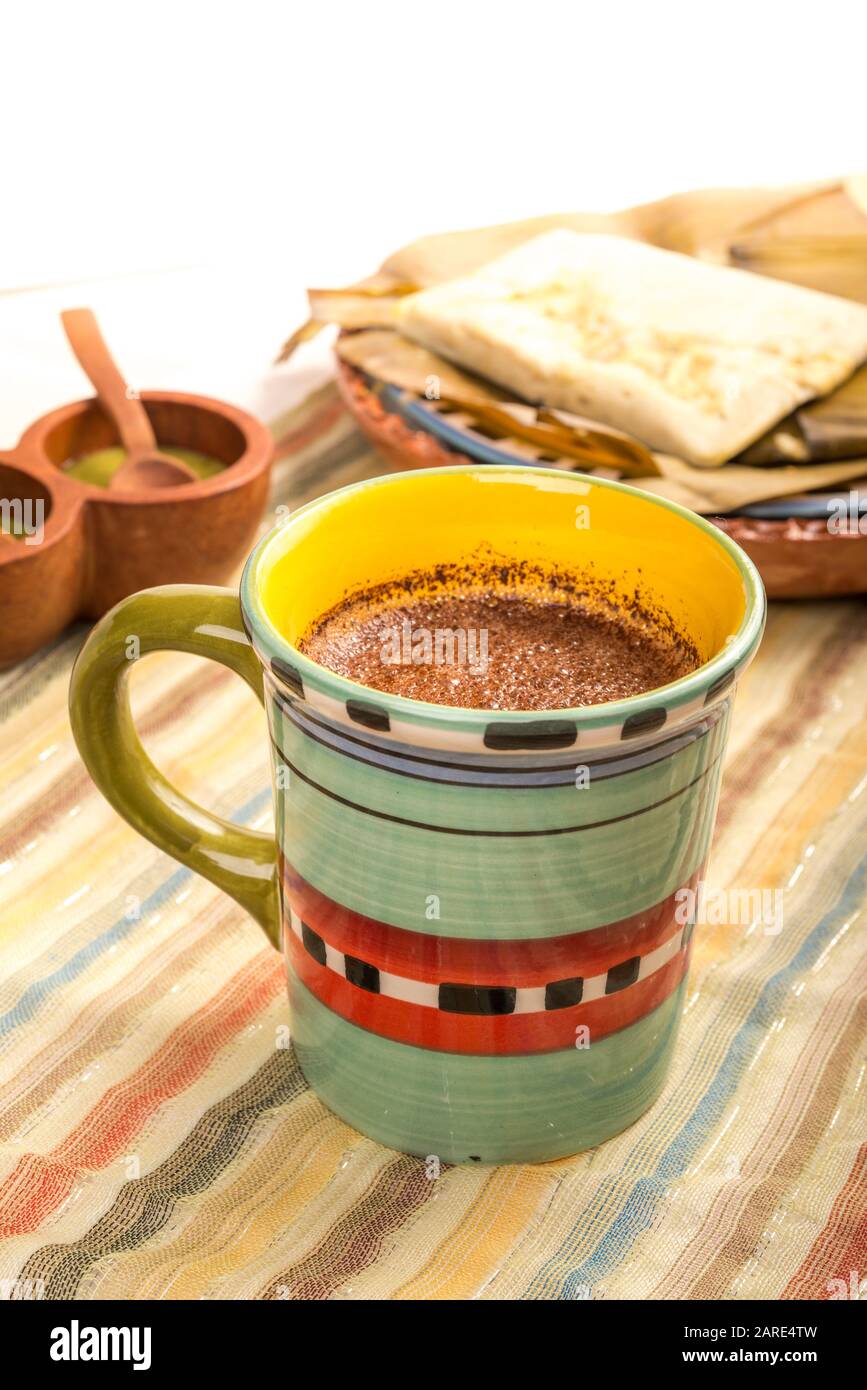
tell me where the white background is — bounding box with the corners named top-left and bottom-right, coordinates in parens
top-left (1, 0), bottom-right (865, 433)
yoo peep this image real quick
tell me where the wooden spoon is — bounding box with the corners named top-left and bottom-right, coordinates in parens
top-left (60, 308), bottom-right (197, 491)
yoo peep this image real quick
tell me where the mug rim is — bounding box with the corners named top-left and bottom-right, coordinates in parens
top-left (240, 464), bottom-right (766, 737)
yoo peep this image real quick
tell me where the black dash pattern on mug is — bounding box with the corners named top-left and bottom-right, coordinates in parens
top-left (704, 669), bottom-right (735, 705)
top-left (621, 708), bottom-right (667, 740)
top-left (346, 699), bottom-right (391, 732)
top-left (271, 657), bottom-right (305, 698)
top-left (438, 983), bottom-right (517, 1016)
top-left (483, 720), bottom-right (578, 752)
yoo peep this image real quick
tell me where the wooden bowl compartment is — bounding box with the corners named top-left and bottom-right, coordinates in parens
top-left (0, 391), bottom-right (273, 665)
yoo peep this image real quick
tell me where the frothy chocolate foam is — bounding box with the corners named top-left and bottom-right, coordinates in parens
top-left (297, 560), bottom-right (700, 711)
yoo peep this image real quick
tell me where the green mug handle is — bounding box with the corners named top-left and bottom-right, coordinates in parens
top-left (69, 585), bottom-right (280, 948)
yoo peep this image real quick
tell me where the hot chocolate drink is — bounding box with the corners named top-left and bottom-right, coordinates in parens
top-left (298, 564), bottom-right (699, 711)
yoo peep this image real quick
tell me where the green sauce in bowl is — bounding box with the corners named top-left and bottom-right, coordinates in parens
top-left (64, 446), bottom-right (225, 488)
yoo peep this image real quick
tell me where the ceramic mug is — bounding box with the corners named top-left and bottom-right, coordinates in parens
top-left (70, 465), bottom-right (765, 1164)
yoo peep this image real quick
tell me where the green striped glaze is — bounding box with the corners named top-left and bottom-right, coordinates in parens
top-left (291, 975), bottom-right (687, 1164)
top-left (270, 700), bottom-right (729, 937)
top-left (270, 695), bottom-right (728, 834)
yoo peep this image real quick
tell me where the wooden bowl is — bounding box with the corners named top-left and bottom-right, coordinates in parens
top-left (336, 359), bottom-right (867, 601)
top-left (0, 391), bottom-right (273, 665)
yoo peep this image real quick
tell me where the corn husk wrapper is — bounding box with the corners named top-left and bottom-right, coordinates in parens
top-left (738, 364), bottom-right (867, 464)
top-left (642, 456), bottom-right (867, 513)
top-left (336, 329), bottom-right (867, 511)
top-left (283, 177), bottom-right (867, 511)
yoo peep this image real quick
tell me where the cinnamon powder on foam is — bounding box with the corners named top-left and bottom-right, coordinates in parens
top-left (297, 559), bottom-right (699, 712)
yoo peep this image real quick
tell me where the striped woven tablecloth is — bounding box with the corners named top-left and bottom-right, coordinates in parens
top-left (0, 384), bottom-right (864, 1301)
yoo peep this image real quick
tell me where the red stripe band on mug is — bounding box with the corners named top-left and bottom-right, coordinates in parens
top-left (281, 861), bottom-right (704, 985)
top-left (287, 928), bottom-right (691, 1055)
top-left (280, 866), bottom-right (697, 1055)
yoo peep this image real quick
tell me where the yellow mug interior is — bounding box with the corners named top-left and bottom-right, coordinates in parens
top-left (257, 467), bottom-right (749, 667)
